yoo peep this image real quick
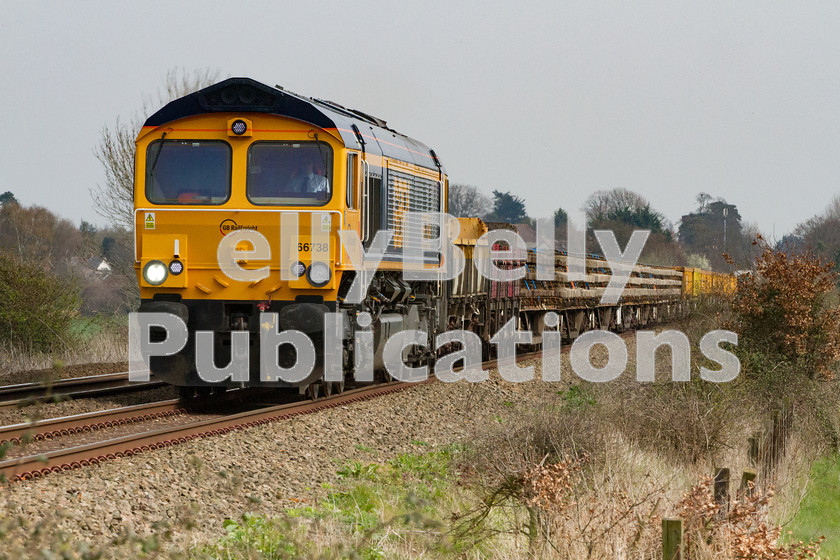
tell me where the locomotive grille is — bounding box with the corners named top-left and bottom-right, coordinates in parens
top-left (386, 168), bottom-right (441, 258)
top-left (198, 84), bottom-right (279, 112)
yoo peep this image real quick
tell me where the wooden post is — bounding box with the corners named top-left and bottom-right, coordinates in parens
top-left (748, 434), bottom-right (759, 467)
top-left (713, 467), bottom-right (730, 516)
top-left (766, 400), bottom-right (793, 479)
top-left (768, 409), bottom-right (782, 475)
top-left (740, 468), bottom-right (757, 497)
top-left (527, 505), bottom-right (539, 556)
top-left (662, 518), bottom-right (684, 560)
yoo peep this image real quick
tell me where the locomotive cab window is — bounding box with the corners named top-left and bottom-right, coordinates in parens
top-left (145, 140), bottom-right (231, 205)
top-left (346, 152), bottom-right (358, 209)
top-left (247, 141), bottom-right (333, 206)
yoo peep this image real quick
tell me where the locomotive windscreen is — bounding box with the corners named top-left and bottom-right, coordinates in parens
top-left (145, 140), bottom-right (231, 205)
top-left (246, 141), bottom-right (333, 206)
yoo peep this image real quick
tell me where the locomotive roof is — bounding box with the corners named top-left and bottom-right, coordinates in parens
top-left (142, 77), bottom-right (444, 173)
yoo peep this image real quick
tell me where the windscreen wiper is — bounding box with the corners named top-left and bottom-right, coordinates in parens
top-left (149, 132), bottom-right (168, 176)
top-left (313, 133), bottom-right (329, 178)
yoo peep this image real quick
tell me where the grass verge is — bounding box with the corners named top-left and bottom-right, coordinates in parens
top-left (787, 454), bottom-right (840, 558)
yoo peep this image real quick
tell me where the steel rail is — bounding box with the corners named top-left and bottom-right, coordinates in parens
top-left (0, 386), bottom-right (264, 445)
top-left (0, 372), bottom-right (159, 411)
top-left (0, 399), bottom-right (184, 445)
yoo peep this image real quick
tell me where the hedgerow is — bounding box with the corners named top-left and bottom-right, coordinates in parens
top-left (0, 252), bottom-right (79, 353)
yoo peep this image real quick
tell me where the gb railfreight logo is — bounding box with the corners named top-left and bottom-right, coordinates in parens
top-left (219, 219), bottom-right (259, 236)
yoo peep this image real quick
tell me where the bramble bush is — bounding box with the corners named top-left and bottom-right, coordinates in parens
top-left (0, 252), bottom-right (79, 353)
top-left (676, 477), bottom-right (823, 559)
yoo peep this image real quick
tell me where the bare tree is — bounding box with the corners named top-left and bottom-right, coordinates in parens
top-left (584, 188), bottom-right (653, 224)
top-left (151, 67), bottom-right (222, 113)
top-left (695, 192), bottom-right (713, 213)
top-left (91, 119), bottom-right (137, 231)
top-left (91, 67), bottom-right (223, 231)
top-left (795, 194), bottom-right (840, 273)
top-left (583, 188), bottom-right (671, 235)
top-left (90, 68), bottom-right (223, 307)
top-left (0, 203), bottom-right (82, 277)
top-left (448, 183), bottom-right (492, 218)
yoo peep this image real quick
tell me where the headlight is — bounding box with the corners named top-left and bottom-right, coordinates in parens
top-left (290, 261), bottom-right (307, 278)
top-left (231, 119), bottom-right (248, 135)
top-left (306, 261), bottom-right (331, 287)
top-left (143, 260), bottom-right (168, 286)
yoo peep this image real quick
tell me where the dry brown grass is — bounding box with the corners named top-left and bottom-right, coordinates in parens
top-left (0, 322), bottom-right (127, 377)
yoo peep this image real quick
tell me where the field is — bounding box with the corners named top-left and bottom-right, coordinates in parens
top-left (788, 455), bottom-right (840, 557)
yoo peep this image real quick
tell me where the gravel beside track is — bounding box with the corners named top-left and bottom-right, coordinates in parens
top-left (0, 342), bottom-right (620, 557)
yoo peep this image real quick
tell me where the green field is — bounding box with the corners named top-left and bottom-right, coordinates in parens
top-left (788, 455), bottom-right (840, 558)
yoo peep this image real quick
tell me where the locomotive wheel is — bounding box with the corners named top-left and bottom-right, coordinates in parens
top-left (306, 383), bottom-right (321, 401)
top-left (178, 386), bottom-right (195, 401)
top-left (323, 379), bottom-right (345, 396)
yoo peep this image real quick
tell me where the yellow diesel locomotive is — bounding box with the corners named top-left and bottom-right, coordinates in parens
top-left (134, 77), bottom-right (446, 396)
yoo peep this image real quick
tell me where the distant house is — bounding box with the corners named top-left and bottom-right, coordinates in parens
top-left (515, 223), bottom-right (536, 248)
top-left (85, 257), bottom-right (112, 278)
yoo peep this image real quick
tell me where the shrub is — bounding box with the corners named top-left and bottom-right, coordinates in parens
top-left (0, 252), bottom-right (79, 353)
top-left (676, 477), bottom-right (824, 559)
top-left (731, 237), bottom-right (840, 381)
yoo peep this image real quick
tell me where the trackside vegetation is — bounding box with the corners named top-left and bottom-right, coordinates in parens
top-left (787, 454), bottom-right (840, 557)
top-left (0, 252), bottom-right (78, 353)
top-left (187, 241), bottom-right (839, 559)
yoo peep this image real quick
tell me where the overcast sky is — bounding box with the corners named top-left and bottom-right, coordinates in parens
top-left (2, 1), bottom-right (839, 239)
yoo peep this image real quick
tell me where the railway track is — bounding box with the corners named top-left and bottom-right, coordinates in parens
top-left (0, 386), bottom-right (271, 446)
top-left (0, 380), bottom-right (424, 482)
top-left (0, 372), bottom-right (160, 411)
top-left (0, 328), bottom-right (641, 483)
top-left (0, 398), bottom-right (184, 445)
